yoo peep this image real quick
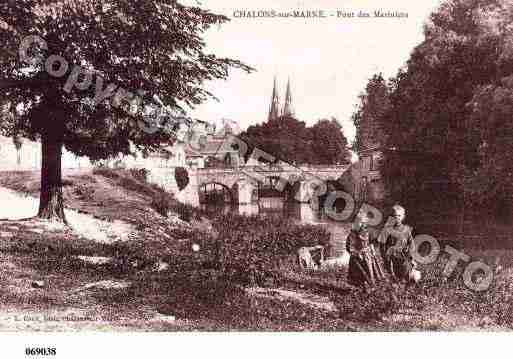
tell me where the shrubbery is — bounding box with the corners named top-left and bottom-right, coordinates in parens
top-left (92, 168), bottom-right (331, 291)
top-left (116, 209), bottom-right (330, 288)
top-left (211, 213), bottom-right (331, 286)
top-left (62, 179), bottom-right (74, 187)
top-left (172, 201), bottom-right (204, 222)
top-left (334, 282), bottom-right (426, 323)
top-left (92, 167), bottom-right (120, 179)
top-left (73, 183), bottom-right (95, 201)
top-left (174, 167), bottom-right (189, 191)
top-left (93, 167), bottom-right (177, 218)
top-left (151, 195), bottom-right (174, 217)
top-left (107, 225), bottom-right (217, 271)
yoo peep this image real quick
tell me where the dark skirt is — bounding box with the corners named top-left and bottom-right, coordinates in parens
top-left (347, 250), bottom-right (385, 287)
top-left (383, 255), bottom-right (413, 281)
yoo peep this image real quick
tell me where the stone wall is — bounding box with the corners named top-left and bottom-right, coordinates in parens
top-left (344, 150), bottom-right (387, 205)
top-left (145, 167), bottom-right (199, 206)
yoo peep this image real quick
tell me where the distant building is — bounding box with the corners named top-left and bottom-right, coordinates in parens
top-left (347, 145), bottom-right (385, 204)
top-left (0, 136), bottom-right (93, 171)
top-left (348, 113), bottom-right (387, 204)
top-left (117, 141), bottom-right (187, 169)
top-left (282, 77), bottom-right (294, 118)
top-left (267, 76), bottom-right (295, 121)
top-left (0, 117), bottom-right (239, 173)
top-left (95, 119), bottom-right (241, 171)
top-left (184, 133), bottom-right (241, 169)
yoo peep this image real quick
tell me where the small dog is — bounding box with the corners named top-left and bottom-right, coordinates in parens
top-left (298, 245), bottom-right (324, 270)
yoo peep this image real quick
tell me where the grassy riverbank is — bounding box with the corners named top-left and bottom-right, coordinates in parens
top-left (0, 169), bottom-right (512, 331)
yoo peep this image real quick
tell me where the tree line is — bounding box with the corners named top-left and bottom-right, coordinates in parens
top-left (239, 115), bottom-right (351, 166)
top-left (353, 0), bottom-right (513, 217)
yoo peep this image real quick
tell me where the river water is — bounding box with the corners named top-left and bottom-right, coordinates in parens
top-left (201, 197), bottom-right (351, 258)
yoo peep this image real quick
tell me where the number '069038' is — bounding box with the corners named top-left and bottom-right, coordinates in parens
top-left (25, 347), bottom-right (56, 356)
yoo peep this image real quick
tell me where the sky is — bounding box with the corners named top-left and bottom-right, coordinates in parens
top-left (185, 0), bottom-right (443, 143)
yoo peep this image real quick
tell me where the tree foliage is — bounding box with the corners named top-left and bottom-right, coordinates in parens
top-left (0, 0), bottom-right (252, 221)
top-left (174, 166), bottom-right (189, 191)
top-left (310, 118), bottom-right (351, 165)
top-left (354, 0), bottom-right (513, 213)
top-left (0, 0), bottom-right (252, 157)
top-left (351, 73), bottom-right (391, 153)
top-left (240, 115), bottom-right (351, 166)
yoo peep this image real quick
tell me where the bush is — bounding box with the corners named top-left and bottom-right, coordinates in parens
top-left (174, 167), bottom-right (189, 191)
top-left (151, 195), bottom-right (174, 217)
top-left (212, 214), bottom-right (331, 286)
top-left (171, 202), bottom-right (204, 223)
top-left (104, 223), bottom-right (218, 274)
top-left (176, 203), bottom-right (192, 222)
top-left (334, 281), bottom-right (428, 323)
top-left (92, 167), bottom-right (120, 179)
top-left (73, 183), bottom-right (95, 201)
top-left (62, 179), bottom-right (74, 187)
top-left (92, 168), bottom-right (178, 219)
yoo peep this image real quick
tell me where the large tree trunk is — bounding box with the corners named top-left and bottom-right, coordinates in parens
top-left (38, 134), bottom-right (66, 223)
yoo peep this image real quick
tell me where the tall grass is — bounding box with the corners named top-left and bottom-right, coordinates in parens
top-left (93, 167), bottom-right (177, 217)
top-left (210, 213), bottom-right (331, 286)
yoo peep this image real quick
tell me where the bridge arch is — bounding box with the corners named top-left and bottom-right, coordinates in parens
top-left (258, 175), bottom-right (286, 198)
top-left (192, 164), bottom-right (352, 205)
top-left (318, 179), bottom-right (351, 211)
top-left (199, 182), bottom-right (234, 204)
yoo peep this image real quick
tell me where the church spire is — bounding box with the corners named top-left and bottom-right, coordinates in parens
top-left (268, 76), bottom-right (281, 121)
top-left (282, 77), bottom-right (294, 117)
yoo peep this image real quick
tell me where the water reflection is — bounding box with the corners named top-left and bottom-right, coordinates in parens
top-left (238, 203), bottom-right (259, 216)
top-left (201, 198), bottom-right (320, 223)
top-left (201, 197), bottom-right (351, 257)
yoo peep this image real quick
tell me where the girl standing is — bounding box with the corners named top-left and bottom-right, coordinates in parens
top-left (346, 213), bottom-right (385, 287)
top-left (378, 205), bottom-right (416, 282)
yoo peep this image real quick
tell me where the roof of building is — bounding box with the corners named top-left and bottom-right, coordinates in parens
top-left (184, 135), bottom-right (238, 158)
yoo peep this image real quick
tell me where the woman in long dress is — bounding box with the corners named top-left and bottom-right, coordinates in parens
top-left (377, 204), bottom-right (415, 282)
top-left (346, 213), bottom-right (385, 287)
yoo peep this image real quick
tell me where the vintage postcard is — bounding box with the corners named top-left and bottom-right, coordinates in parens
top-left (0, 0), bottom-right (511, 357)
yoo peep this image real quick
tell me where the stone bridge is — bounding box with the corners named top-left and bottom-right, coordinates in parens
top-left (193, 164), bottom-right (350, 204)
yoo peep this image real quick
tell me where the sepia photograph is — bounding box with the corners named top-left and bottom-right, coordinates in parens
top-left (0, 0), bottom-right (512, 356)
